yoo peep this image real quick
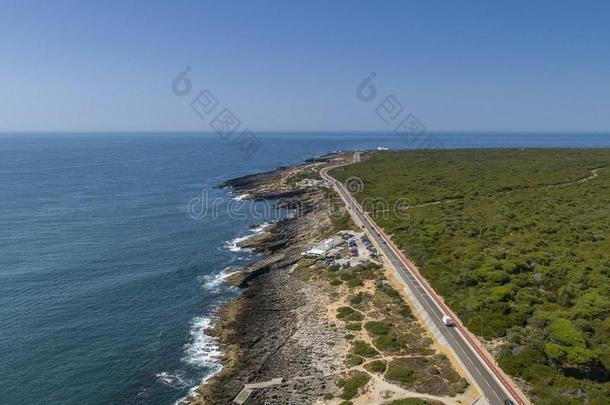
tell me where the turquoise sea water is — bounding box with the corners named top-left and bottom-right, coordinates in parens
top-left (1, 132), bottom-right (609, 404)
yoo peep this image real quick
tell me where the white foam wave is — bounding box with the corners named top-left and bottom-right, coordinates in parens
top-left (155, 371), bottom-right (188, 388)
top-left (199, 268), bottom-right (238, 291)
top-left (224, 235), bottom-right (252, 252)
top-left (172, 316), bottom-right (224, 405)
top-left (223, 221), bottom-right (272, 252)
top-left (232, 193), bottom-right (249, 201)
top-left (183, 316), bottom-right (223, 367)
top-left (250, 222), bottom-right (272, 233)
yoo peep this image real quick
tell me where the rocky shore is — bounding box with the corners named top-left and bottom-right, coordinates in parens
top-left (188, 154), bottom-right (352, 404)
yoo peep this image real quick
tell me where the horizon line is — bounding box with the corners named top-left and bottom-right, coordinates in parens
top-left (1, 129), bottom-right (610, 135)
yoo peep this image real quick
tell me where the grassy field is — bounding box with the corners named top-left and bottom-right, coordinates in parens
top-left (332, 149), bottom-right (610, 404)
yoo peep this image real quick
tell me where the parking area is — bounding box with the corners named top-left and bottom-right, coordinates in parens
top-left (302, 230), bottom-right (383, 270)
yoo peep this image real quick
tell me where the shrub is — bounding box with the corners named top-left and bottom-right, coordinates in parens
top-left (366, 262), bottom-right (382, 270)
top-left (336, 307), bottom-right (364, 322)
top-left (336, 307), bottom-right (354, 319)
top-left (365, 321), bottom-right (392, 335)
top-left (337, 372), bottom-right (370, 400)
top-left (330, 279), bottom-right (343, 286)
top-left (350, 293), bottom-right (363, 305)
top-left (347, 355), bottom-right (364, 366)
top-left (347, 277), bottom-right (364, 288)
top-left (399, 306), bottom-right (414, 319)
top-left (382, 285), bottom-right (401, 300)
top-left (346, 322), bottom-right (362, 331)
top-left (389, 399), bottom-right (438, 405)
top-left (386, 364), bottom-right (415, 383)
top-left (323, 393), bottom-right (333, 400)
top-left (547, 318), bottom-right (585, 347)
top-left (375, 334), bottom-right (401, 352)
top-left (352, 340), bottom-right (378, 357)
top-left (347, 311), bottom-right (365, 322)
top-left (365, 360), bottom-right (386, 373)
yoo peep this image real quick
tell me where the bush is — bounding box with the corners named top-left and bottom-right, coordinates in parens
top-left (337, 372), bottom-right (370, 400)
top-left (375, 334), bottom-right (401, 352)
top-left (365, 360), bottom-right (386, 373)
top-left (386, 364), bottom-right (415, 383)
top-left (337, 307), bottom-right (354, 319)
top-left (346, 322), bottom-right (362, 331)
top-left (389, 399), bottom-right (438, 405)
top-left (399, 306), bottom-right (414, 319)
top-left (330, 279), bottom-right (343, 286)
top-left (347, 277), bottom-right (364, 288)
top-left (547, 318), bottom-right (585, 347)
top-left (347, 311), bottom-right (365, 322)
top-left (328, 264), bottom-right (340, 272)
top-left (366, 262), bottom-right (382, 270)
top-left (323, 392), bottom-right (333, 400)
top-left (365, 321), bottom-right (392, 335)
top-left (347, 355), bottom-right (364, 366)
top-left (350, 293), bottom-right (363, 305)
top-left (337, 306), bottom-right (364, 322)
top-left (352, 340), bottom-right (378, 357)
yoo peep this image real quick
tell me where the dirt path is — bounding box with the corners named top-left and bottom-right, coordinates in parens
top-left (550, 166), bottom-right (605, 187)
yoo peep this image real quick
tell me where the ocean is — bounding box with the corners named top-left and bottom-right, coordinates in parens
top-left (1, 132), bottom-right (609, 404)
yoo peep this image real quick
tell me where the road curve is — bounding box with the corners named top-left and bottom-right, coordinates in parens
top-left (320, 163), bottom-right (526, 405)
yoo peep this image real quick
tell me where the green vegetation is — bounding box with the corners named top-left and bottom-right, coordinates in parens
top-left (345, 322), bottom-right (362, 331)
top-left (285, 166), bottom-right (322, 187)
top-left (365, 359), bottom-right (387, 373)
top-left (386, 362), bottom-right (415, 384)
top-left (350, 292), bottom-right (364, 305)
top-left (347, 355), bottom-right (364, 366)
top-left (336, 372), bottom-right (371, 399)
top-left (336, 306), bottom-right (365, 322)
top-left (327, 189), bottom-right (357, 231)
top-left (365, 320), bottom-right (392, 335)
top-left (340, 271), bottom-right (364, 288)
top-left (352, 340), bottom-right (379, 357)
top-left (389, 399), bottom-right (443, 405)
top-left (375, 334), bottom-right (401, 352)
top-left (333, 149), bottom-right (610, 403)
top-left (336, 306), bottom-right (354, 318)
top-left (386, 356), bottom-right (467, 395)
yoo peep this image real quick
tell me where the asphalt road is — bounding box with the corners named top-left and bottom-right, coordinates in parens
top-left (320, 164), bottom-right (524, 405)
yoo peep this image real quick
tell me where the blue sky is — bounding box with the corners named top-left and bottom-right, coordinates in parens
top-left (1, 0), bottom-right (609, 132)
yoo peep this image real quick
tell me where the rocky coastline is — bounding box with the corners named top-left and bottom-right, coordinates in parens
top-left (188, 154), bottom-right (351, 404)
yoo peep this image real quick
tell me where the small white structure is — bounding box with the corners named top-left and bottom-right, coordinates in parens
top-left (442, 314), bottom-right (454, 326)
top-left (296, 178), bottom-right (324, 188)
top-left (303, 237), bottom-right (345, 257)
